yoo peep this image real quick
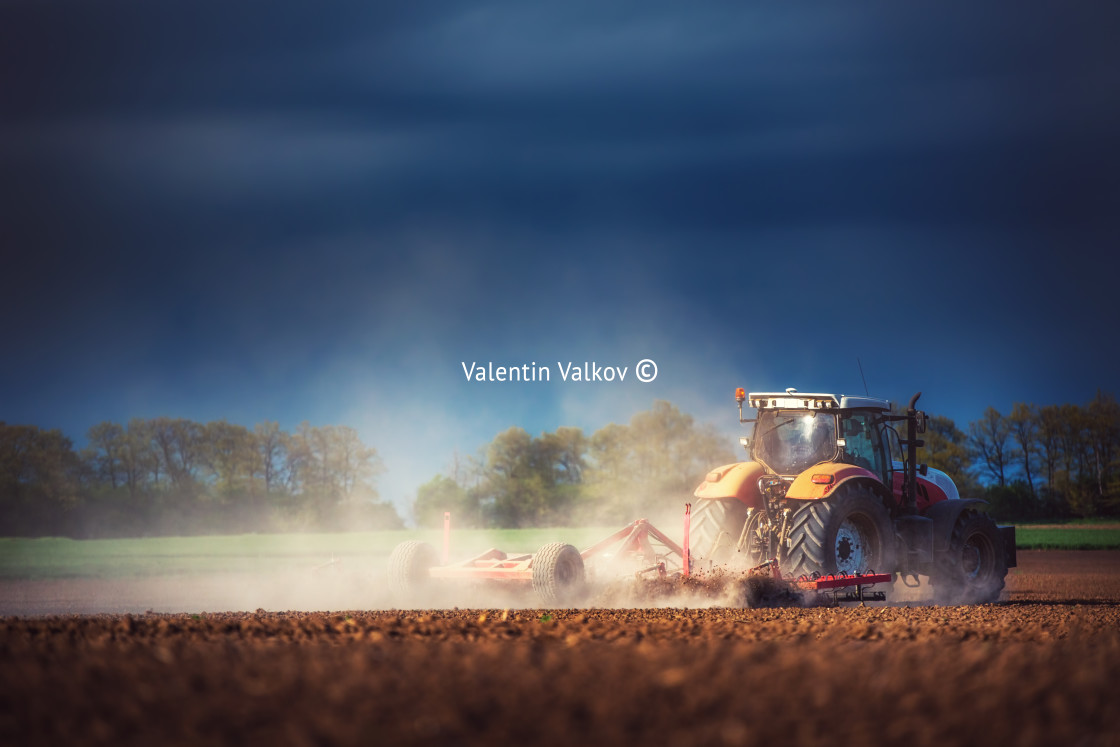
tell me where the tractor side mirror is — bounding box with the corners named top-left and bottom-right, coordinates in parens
top-left (739, 436), bottom-right (751, 451)
top-left (916, 412), bottom-right (927, 434)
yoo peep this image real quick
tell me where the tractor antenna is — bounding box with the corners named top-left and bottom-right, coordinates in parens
top-left (857, 358), bottom-right (869, 396)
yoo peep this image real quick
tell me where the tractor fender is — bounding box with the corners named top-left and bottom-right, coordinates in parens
top-left (692, 461), bottom-right (765, 508)
top-left (923, 498), bottom-right (988, 554)
top-left (785, 464), bottom-right (887, 503)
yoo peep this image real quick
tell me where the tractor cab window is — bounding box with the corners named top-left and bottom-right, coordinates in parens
top-left (752, 410), bottom-right (838, 475)
top-left (840, 412), bottom-right (886, 479)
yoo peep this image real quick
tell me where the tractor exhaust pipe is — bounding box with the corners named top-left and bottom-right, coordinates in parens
top-left (904, 392), bottom-right (922, 514)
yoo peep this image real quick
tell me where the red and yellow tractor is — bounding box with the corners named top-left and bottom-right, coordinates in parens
top-left (689, 388), bottom-right (1016, 603)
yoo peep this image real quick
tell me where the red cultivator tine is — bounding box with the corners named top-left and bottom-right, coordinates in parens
top-left (683, 503), bottom-right (691, 578)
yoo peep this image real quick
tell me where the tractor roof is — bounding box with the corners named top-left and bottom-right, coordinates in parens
top-left (748, 390), bottom-right (891, 412)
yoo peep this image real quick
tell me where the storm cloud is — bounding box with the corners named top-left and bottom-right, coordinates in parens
top-left (2, 1), bottom-right (1118, 510)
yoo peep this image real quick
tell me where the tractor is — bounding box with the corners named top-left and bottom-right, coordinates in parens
top-left (689, 388), bottom-right (1016, 604)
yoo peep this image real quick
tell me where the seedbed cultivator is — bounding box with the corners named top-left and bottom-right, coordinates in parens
top-left (388, 517), bottom-right (687, 606)
top-left (387, 506), bottom-right (893, 607)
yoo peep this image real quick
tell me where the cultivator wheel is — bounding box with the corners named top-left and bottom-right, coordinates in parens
top-left (932, 511), bottom-right (1007, 605)
top-left (688, 499), bottom-right (749, 568)
top-left (388, 540), bottom-right (438, 599)
top-left (531, 542), bottom-right (586, 606)
top-left (783, 484), bottom-right (896, 578)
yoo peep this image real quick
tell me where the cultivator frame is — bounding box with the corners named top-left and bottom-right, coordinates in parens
top-left (429, 518), bottom-right (687, 583)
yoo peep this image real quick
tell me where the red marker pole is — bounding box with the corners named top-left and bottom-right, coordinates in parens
top-left (443, 511), bottom-right (451, 566)
top-left (682, 503), bottom-right (691, 577)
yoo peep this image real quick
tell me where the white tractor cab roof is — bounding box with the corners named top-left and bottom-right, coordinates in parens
top-left (748, 388), bottom-right (891, 412)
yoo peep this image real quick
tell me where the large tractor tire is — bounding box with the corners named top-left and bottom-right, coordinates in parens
top-left (783, 484), bottom-right (897, 578)
top-left (931, 511), bottom-right (1008, 605)
top-left (531, 542), bottom-right (586, 606)
top-left (688, 498), bottom-right (750, 569)
top-left (388, 540), bottom-right (438, 600)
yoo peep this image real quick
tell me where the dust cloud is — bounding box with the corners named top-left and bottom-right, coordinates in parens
top-left (0, 559), bottom-right (958, 617)
top-left (1, 506), bottom-right (949, 616)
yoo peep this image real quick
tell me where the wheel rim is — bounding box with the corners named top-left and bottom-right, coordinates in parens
top-left (834, 514), bottom-right (875, 574)
top-left (743, 512), bottom-right (769, 565)
top-left (962, 532), bottom-right (995, 580)
top-left (556, 559), bottom-right (576, 586)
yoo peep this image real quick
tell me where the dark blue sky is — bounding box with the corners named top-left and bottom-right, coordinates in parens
top-left (2, 1), bottom-right (1118, 511)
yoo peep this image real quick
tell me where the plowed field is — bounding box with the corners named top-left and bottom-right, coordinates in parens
top-left (2, 550), bottom-right (1118, 746)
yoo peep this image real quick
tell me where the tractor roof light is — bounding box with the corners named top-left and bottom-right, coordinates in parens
top-left (735, 387), bottom-right (749, 424)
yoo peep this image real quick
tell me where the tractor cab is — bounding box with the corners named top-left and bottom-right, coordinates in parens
top-left (752, 408), bottom-right (838, 475)
top-left (743, 389), bottom-right (894, 484)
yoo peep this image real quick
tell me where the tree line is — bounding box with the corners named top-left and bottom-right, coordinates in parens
top-left (3, 392), bottom-right (1118, 538)
top-left (0, 418), bottom-right (401, 537)
top-left (924, 390), bottom-right (1120, 520)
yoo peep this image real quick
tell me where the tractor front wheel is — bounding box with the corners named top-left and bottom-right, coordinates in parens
top-left (531, 542), bottom-right (586, 606)
top-left (688, 498), bottom-right (750, 569)
top-left (783, 484), bottom-right (897, 578)
top-left (931, 511), bottom-right (1008, 605)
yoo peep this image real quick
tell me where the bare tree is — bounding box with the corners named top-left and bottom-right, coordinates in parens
top-left (1036, 404), bottom-right (1062, 494)
top-left (149, 417), bottom-right (205, 490)
top-left (86, 422), bottom-right (124, 490)
top-left (253, 421), bottom-right (286, 497)
top-left (204, 421), bottom-right (254, 500)
top-left (1008, 403), bottom-right (1038, 497)
top-left (120, 419), bottom-right (156, 501)
top-left (1086, 391), bottom-right (1120, 504)
top-left (969, 407), bottom-right (1012, 487)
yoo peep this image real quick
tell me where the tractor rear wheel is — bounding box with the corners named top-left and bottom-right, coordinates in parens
top-left (531, 542), bottom-right (586, 606)
top-left (688, 498), bottom-right (750, 569)
top-left (931, 511), bottom-right (1007, 605)
top-left (388, 540), bottom-right (438, 599)
top-left (783, 484), bottom-right (897, 578)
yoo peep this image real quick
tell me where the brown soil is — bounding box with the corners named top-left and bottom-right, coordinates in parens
top-left (2, 550), bottom-right (1118, 746)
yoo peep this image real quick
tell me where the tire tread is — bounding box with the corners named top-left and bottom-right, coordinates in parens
top-left (782, 484), bottom-right (895, 578)
top-left (532, 542), bottom-right (585, 605)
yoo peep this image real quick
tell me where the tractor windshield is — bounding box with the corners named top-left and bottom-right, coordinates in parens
top-left (752, 410), bottom-right (838, 475)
